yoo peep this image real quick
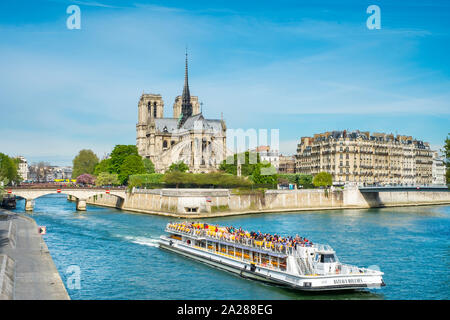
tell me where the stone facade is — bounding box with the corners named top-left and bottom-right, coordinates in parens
top-left (136, 54), bottom-right (228, 173)
top-left (173, 95), bottom-right (200, 119)
top-left (252, 146), bottom-right (280, 169)
top-left (16, 156), bottom-right (28, 181)
top-left (296, 130), bottom-right (434, 185)
top-left (432, 152), bottom-right (446, 185)
top-left (278, 155), bottom-right (296, 174)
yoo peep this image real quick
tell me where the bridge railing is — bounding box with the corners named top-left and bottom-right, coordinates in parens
top-left (10, 184), bottom-right (127, 190)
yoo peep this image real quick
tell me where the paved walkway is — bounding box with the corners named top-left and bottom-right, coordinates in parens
top-left (0, 209), bottom-right (69, 300)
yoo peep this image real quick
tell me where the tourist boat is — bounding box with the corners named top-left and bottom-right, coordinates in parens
top-left (158, 222), bottom-right (386, 291)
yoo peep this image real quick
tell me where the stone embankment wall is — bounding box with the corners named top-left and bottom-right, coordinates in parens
top-left (86, 188), bottom-right (348, 218)
top-left (344, 188), bottom-right (450, 208)
top-left (84, 187), bottom-right (450, 218)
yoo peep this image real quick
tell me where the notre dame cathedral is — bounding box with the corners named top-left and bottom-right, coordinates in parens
top-left (136, 53), bottom-right (228, 173)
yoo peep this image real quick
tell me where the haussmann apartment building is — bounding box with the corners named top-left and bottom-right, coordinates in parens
top-left (295, 130), bottom-right (433, 186)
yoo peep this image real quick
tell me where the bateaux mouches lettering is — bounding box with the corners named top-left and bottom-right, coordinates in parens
top-left (334, 278), bottom-right (364, 285)
top-left (178, 304), bottom-right (211, 318)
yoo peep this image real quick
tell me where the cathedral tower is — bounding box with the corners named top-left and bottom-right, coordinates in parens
top-left (136, 93), bottom-right (164, 156)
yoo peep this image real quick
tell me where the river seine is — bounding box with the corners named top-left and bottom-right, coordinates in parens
top-left (13, 194), bottom-right (450, 300)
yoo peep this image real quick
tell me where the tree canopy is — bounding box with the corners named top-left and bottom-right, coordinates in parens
top-left (118, 154), bottom-right (146, 184)
top-left (250, 162), bottom-right (278, 185)
top-left (312, 171), bottom-right (333, 188)
top-left (72, 149), bottom-right (99, 178)
top-left (76, 173), bottom-right (96, 185)
top-left (95, 172), bottom-right (120, 187)
top-left (167, 161), bottom-right (189, 173)
top-left (162, 172), bottom-right (252, 188)
top-left (93, 145), bottom-right (147, 185)
top-left (143, 158), bottom-right (155, 174)
top-left (277, 173), bottom-right (314, 188)
top-left (94, 158), bottom-right (113, 176)
top-left (128, 173), bottom-right (164, 189)
top-left (0, 153), bottom-right (20, 185)
top-left (110, 145), bottom-right (140, 174)
top-left (298, 174), bottom-right (314, 188)
top-left (219, 151), bottom-right (261, 176)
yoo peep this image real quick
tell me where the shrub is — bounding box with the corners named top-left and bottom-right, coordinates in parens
top-left (76, 173), bottom-right (96, 185)
top-left (297, 174), bottom-right (314, 189)
top-left (250, 162), bottom-right (278, 185)
top-left (162, 172), bottom-right (252, 188)
top-left (95, 172), bottom-right (119, 187)
top-left (128, 173), bottom-right (164, 189)
top-left (167, 161), bottom-right (189, 173)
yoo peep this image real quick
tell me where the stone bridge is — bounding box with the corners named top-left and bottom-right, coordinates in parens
top-left (7, 188), bottom-right (127, 211)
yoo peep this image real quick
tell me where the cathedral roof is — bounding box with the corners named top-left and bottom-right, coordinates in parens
top-left (153, 113), bottom-right (223, 134)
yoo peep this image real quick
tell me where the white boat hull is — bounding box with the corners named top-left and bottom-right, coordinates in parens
top-left (158, 236), bottom-right (385, 292)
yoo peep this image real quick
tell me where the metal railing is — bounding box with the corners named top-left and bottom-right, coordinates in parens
top-left (166, 223), bottom-right (316, 256)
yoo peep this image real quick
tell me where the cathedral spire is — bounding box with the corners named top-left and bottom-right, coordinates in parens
top-left (179, 49), bottom-right (193, 127)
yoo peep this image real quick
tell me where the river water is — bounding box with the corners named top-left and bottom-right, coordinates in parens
top-left (13, 194), bottom-right (450, 300)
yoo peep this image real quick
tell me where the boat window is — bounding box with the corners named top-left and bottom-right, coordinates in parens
top-left (320, 254), bottom-right (336, 263)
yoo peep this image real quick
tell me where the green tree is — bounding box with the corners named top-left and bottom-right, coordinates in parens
top-left (312, 172), bottom-right (333, 188)
top-left (118, 154), bottom-right (146, 184)
top-left (168, 161), bottom-right (189, 173)
top-left (443, 134), bottom-right (450, 160)
top-left (219, 151), bottom-right (260, 176)
top-left (250, 162), bottom-right (278, 185)
top-left (0, 153), bottom-right (20, 185)
top-left (162, 171), bottom-right (186, 188)
top-left (94, 158), bottom-right (113, 175)
top-left (128, 173), bottom-right (164, 189)
top-left (298, 174), bottom-right (314, 189)
top-left (143, 158), bottom-right (155, 174)
top-left (95, 172), bottom-right (120, 187)
top-left (110, 145), bottom-right (139, 174)
top-left (278, 174), bottom-right (297, 185)
top-left (72, 149), bottom-right (99, 178)
top-left (444, 134), bottom-right (450, 184)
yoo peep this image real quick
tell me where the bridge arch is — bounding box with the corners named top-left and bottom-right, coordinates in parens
top-left (9, 188), bottom-right (127, 212)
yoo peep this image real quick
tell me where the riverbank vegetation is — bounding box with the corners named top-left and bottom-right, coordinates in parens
top-left (69, 146), bottom-right (328, 191)
top-left (0, 153), bottom-right (21, 186)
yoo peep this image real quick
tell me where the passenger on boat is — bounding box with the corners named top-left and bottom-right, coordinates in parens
top-left (169, 222), bottom-right (313, 250)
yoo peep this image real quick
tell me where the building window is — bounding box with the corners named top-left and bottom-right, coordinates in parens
top-left (153, 102), bottom-right (157, 117)
top-left (163, 140), bottom-right (168, 148)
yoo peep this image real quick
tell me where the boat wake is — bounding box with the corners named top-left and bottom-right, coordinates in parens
top-left (122, 235), bottom-right (160, 247)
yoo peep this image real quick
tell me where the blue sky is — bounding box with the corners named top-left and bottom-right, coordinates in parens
top-left (0, 0), bottom-right (449, 165)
